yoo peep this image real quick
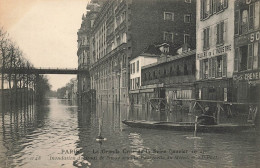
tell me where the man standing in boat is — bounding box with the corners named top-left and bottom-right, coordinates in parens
top-left (198, 105), bottom-right (217, 125)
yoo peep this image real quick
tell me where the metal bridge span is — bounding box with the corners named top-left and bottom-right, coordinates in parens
top-left (0, 67), bottom-right (87, 74)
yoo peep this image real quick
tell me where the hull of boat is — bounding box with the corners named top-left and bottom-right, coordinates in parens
top-left (122, 120), bottom-right (254, 133)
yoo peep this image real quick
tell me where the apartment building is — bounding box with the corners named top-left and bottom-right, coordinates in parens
top-left (196, 0), bottom-right (234, 103)
top-left (88, 0), bottom-right (196, 104)
top-left (77, 1), bottom-right (103, 103)
top-left (233, 0), bottom-right (260, 104)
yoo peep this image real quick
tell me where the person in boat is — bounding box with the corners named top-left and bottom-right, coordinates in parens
top-left (198, 105), bottom-right (217, 125)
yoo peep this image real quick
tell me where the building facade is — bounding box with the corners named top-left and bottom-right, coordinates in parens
top-left (140, 50), bottom-right (196, 106)
top-left (196, 0), bottom-right (234, 103)
top-left (233, 0), bottom-right (260, 104)
top-left (77, 0), bottom-right (104, 103)
top-left (129, 53), bottom-right (159, 91)
top-left (87, 0), bottom-right (196, 105)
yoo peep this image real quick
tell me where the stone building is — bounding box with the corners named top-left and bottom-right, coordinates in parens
top-left (233, 0), bottom-right (260, 103)
top-left (196, 0), bottom-right (259, 124)
top-left (140, 49), bottom-right (196, 105)
top-left (77, 0), bottom-right (105, 103)
top-left (195, 0), bottom-right (234, 103)
top-left (232, 0), bottom-right (260, 123)
top-left (87, 0), bottom-right (196, 105)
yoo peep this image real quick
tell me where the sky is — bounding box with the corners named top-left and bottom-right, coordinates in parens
top-left (0, 0), bottom-right (90, 90)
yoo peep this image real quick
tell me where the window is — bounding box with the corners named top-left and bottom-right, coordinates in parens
top-left (216, 56), bottom-right (223, 77)
top-left (133, 62), bottom-right (135, 73)
top-left (200, 59), bottom-right (209, 79)
top-left (184, 64), bottom-right (188, 75)
top-left (240, 45), bottom-right (248, 71)
top-left (164, 12), bottom-right (174, 21)
top-left (201, 0), bottom-right (228, 20)
top-left (203, 27), bottom-right (210, 49)
top-left (184, 14), bottom-right (191, 23)
top-left (234, 48), bottom-right (239, 72)
top-left (208, 55), bottom-right (227, 78)
top-left (185, 0), bottom-right (191, 3)
top-left (184, 34), bottom-right (190, 44)
top-left (130, 63), bottom-right (132, 74)
top-left (247, 43), bottom-right (253, 70)
top-left (235, 10), bottom-right (240, 35)
top-left (200, 0), bottom-right (212, 20)
top-left (137, 60), bottom-right (139, 72)
top-left (249, 3), bottom-right (254, 30)
top-left (163, 32), bottom-right (174, 42)
top-left (235, 2), bottom-right (259, 35)
top-left (216, 21), bottom-right (224, 45)
top-left (136, 77), bottom-right (140, 88)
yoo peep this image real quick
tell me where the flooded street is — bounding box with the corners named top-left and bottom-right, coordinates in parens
top-left (0, 98), bottom-right (259, 168)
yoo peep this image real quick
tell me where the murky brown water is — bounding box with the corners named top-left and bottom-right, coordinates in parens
top-left (0, 98), bottom-right (259, 168)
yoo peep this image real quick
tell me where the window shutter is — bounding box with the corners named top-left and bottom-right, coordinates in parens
top-left (209, 27), bottom-right (212, 48)
top-left (220, 21), bottom-right (224, 44)
top-left (209, 58), bottom-right (212, 78)
top-left (234, 48), bottom-right (239, 72)
top-left (200, 0), bottom-right (203, 20)
top-left (255, 1), bottom-right (259, 29)
top-left (200, 60), bottom-right (203, 79)
top-left (213, 0), bottom-right (216, 13)
top-left (247, 44), bottom-right (253, 70)
top-left (216, 24), bottom-right (219, 45)
top-left (253, 42), bottom-right (258, 69)
top-left (224, 0), bottom-right (228, 9)
top-left (212, 57), bottom-right (216, 78)
top-left (207, 28), bottom-right (210, 48)
top-left (202, 29), bottom-right (205, 49)
top-left (235, 10), bottom-right (240, 35)
top-left (249, 4), bottom-right (254, 30)
top-left (209, 0), bottom-right (212, 15)
top-left (224, 21), bottom-right (227, 43)
top-left (223, 55), bottom-right (227, 77)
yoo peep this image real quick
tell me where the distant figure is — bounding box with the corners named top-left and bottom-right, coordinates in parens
top-left (198, 105), bottom-right (217, 125)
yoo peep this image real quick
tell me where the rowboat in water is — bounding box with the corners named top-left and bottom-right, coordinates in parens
top-left (122, 120), bottom-right (255, 133)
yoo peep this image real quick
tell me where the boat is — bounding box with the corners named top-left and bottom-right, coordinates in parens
top-left (122, 120), bottom-right (255, 133)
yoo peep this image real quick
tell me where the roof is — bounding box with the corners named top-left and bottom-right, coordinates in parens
top-left (142, 49), bottom-right (196, 69)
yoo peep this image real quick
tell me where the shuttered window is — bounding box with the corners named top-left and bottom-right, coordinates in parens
top-left (235, 10), bottom-right (240, 35)
top-left (213, 0), bottom-right (217, 13)
top-left (255, 1), bottom-right (260, 29)
top-left (203, 27), bottom-right (210, 49)
top-left (247, 44), bottom-right (253, 70)
top-left (212, 57), bottom-right (216, 78)
top-left (209, 58), bottom-right (212, 78)
top-left (200, 60), bottom-right (203, 79)
top-left (216, 21), bottom-right (224, 45)
top-left (234, 48), bottom-right (239, 72)
top-left (249, 4), bottom-right (254, 30)
top-left (253, 42), bottom-right (258, 69)
top-left (223, 0), bottom-right (228, 9)
top-left (223, 54), bottom-right (227, 77)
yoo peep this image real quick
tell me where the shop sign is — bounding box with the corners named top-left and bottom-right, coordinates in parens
top-left (235, 31), bottom-right (260, 46)
top-left (197, 44), bottom-right (231, 59)
top-left (233, 71), bottom-right (260, 81)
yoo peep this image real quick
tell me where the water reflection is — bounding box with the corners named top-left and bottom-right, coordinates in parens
top-left (0, 99), bottom-right (259, 168)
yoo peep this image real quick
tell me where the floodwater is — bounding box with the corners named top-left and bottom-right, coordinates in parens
top-left (0, 98), bottom-right (259, 168)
